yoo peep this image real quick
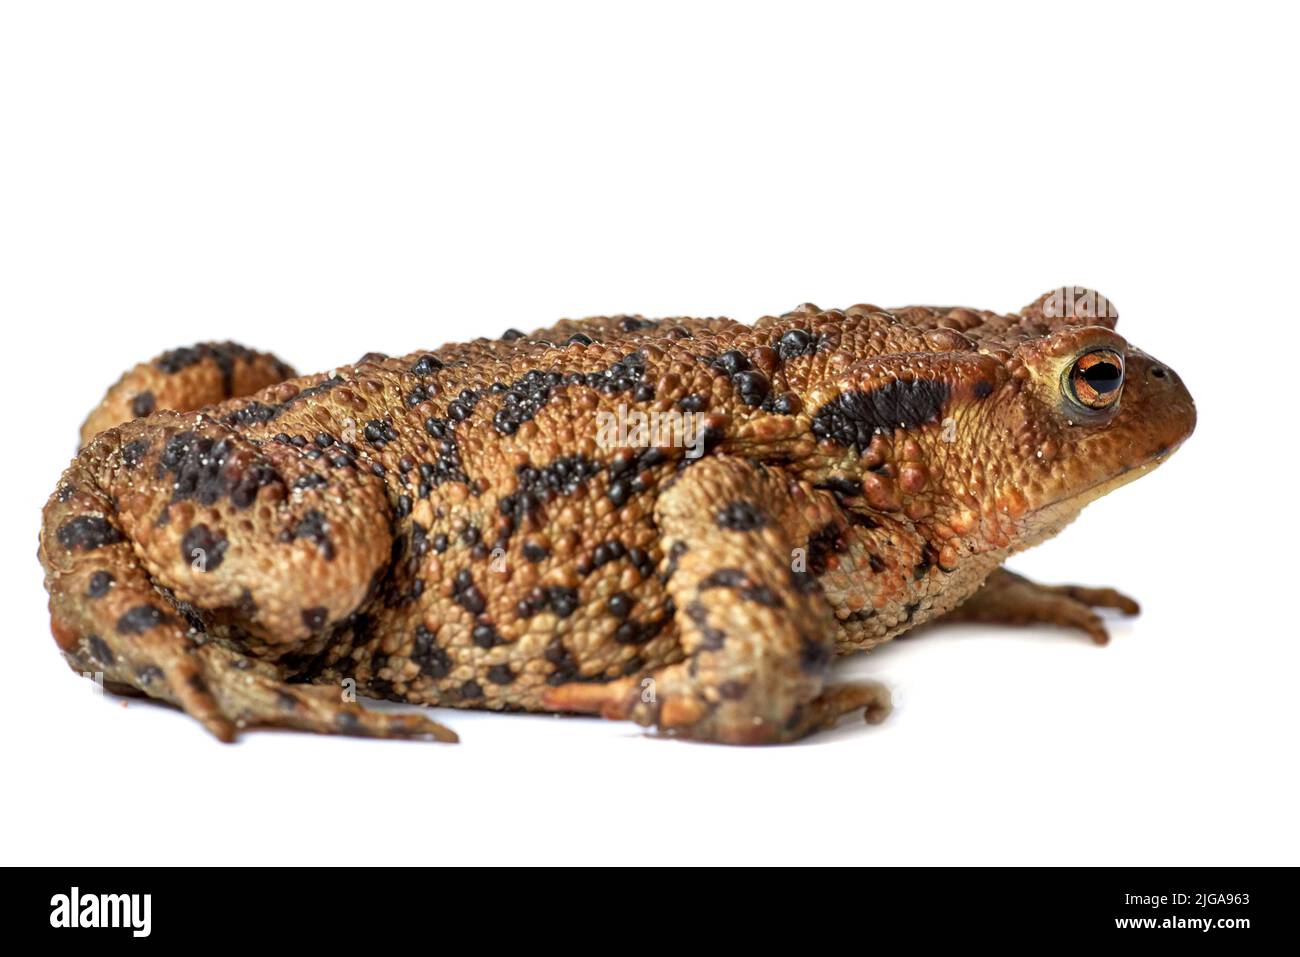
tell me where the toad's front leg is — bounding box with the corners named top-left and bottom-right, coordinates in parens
top-left (941, 567), bottom-right (1139, 645)
top-left (544, 457), bottom-right (890, 744)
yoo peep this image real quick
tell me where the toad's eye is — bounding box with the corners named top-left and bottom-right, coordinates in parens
top-left (1067, 349), bottom-right (1124, 410)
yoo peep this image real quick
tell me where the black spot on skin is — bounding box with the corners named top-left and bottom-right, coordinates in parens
top-left (811, 379), bottom-right (950, 451)
top-left (500, 328), bottom-right (525, 341)
top-left (159, 430), bottom-right (281, 509)
top-left (612, 608), bottom-right (672, 645)
top-left (718, 680), bottom-right (748, 700)
top-left (799, 636), bottom-right (832, 675)
top-left (712, 350), bottom-right (750, 375)
top-left (848, 511), bottom-right (880, 530)
top-left (543, 637), bottom-right (582, 685)
top-left (405, 383), bottom-right (435, 408)
top-left (181, 523), bottom-right (228, 571)
top-left (606, 592), bottom-right (634, 619)
top-left (278, 374), bottom-right (346, 412)
top-left (458, 586), bottom-right (486, 614)
top-left (420, 417), bottom-right (471, 485)
top-left (686, 601), bottom-right (727, 650)
top-left (627, 547), bottom-right (655, 579)
top-left (495, 354), bottom-right (653, 432)
top-left (715, 500), bottom-right (766, 531)
top-left (702, 629), bottom-right (733, 650)
top-left (301, 607), bottom-right (328, 630)
top-left (490, 368), bottom-right (561, 435)
top-left (223, 401), bottom-right (283, 428)
top-left (294, 472), bottom-right (328, 491)
top-left (57, 516), bottom-right (123, 552)
top-left (522, 542), bottom-right (549, 563)
top-left (699, 568), bottom-right (749, 590)
top-left (741, 584), bottom-right (782, 608)
top-left (487, 664), bottom-right (515, 685)
top-left (775, 328), bottom-right (821, 360)
top-left (291, 510), bottom-right (335, 560)
top-left (607, 479), bottom-right (630, 507)
top-left (973, 380), bottom-right (994, 399)
top-left (121, 439), bottom-right (149, 469)
top-left (676, 393), bottom-right (707, 413)
top-left (459, 679), bottom-right (484, 700)
top-left (86, 570), bottom-right (115, 598)
top-left (814, 476), bottom-right (862, 498)
top-left (591, 539), bottom-right (627, 569)
top-left (699, 424), bottom-right (726, 455)
top-left (156, 342), bottom-right (258, 396)
top-left (366, 654), bottom-right (395, 699)
top-left (472, 623), bottom-right (503, 648)
top-left (409, 523), bottom-right (429, 557)
top-left (696, 568), bottom-right (778, 605)
top-left (452, 569), bottom-right (486, 614)
top-left (868, 553), bottom-right (887, 574)
top-left (806, 523), bottom-right (848, 575)
top-left (500, 455), bottom-right (601, 533)
top-left (363, 418), bottom-right (400, 449)
top-left (116, 605), bottom-right (169, 635)
top-left (411, 354), bottom-right (444, 376)
top-left (131, 391), bottom-right (156, 417)
top-left (446, 391), bottom-right (477, 422)
top-left (789, 569), bottom-right (820, 594)
top-left (137, 665), bottom-right (163, 685)
top-left (57, 484), bottom-right (76, 502)
top-left (770, 393), bottom-right (799, 415)
top-left (545, 586), bottom-right (579, 618)
top-left (87, 635), bottom-right (115, 666)
top-left (913, 544), bottom-right (940, 581)
top-left (732, 370), bottom-right (770, 407)
top-left (903, 602), bottom-right (921, 622)
top-left (660, 540), bottom-right (688, 583)
top-left (411, 625), bottom-right (451, 677)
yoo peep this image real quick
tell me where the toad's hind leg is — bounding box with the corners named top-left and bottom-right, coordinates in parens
top-left (40, 415), bottom-right (456, 743)
top-left (544, 457), bottom-right (890, 744)
top-left (79, 341), bottom-right (296, 448)
top-left (941, 567), bottom-right (1139, 645)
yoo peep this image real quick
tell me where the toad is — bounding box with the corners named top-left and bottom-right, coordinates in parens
top-left (38, 287), bottom-right (1195, 744)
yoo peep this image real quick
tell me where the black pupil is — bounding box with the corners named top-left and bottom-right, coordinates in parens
top-left (1082, 360), bottom-right (1121, 393)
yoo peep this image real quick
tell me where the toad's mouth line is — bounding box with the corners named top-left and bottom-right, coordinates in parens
top-left (1032, 440), bottom-right (1186, 519)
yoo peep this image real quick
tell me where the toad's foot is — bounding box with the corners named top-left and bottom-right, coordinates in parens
top-left (57, 606), bottom-right (459, 743)
top-left (191, 645), bottom-right (459, 742)
top-left (547, 677), bottom-right (891, 742)
top-left (942, 568), bottom-right (1139, 645)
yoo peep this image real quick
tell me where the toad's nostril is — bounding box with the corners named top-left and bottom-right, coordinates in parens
top-left (1151, 367), bottom-right (1167, 379)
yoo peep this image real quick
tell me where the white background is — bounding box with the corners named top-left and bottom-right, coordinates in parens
top-left (2, 2), bottom-right (1296, 866)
